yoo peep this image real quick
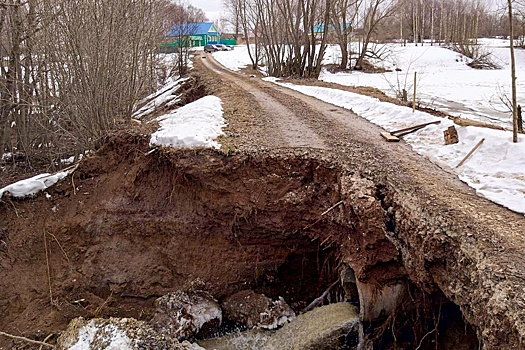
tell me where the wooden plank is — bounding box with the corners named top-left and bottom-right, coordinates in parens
top-left (456, 138), bottom-right (485, 168)
top-left (395, 124), bottom-right (428, 137)
top-left (380, 132), bottom-right (400, 142)
top-left (390, 120), bottom-right (441, 136)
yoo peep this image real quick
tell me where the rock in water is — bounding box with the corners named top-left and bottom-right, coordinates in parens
top-left (221, 290), bottom-right (295, 329)
top-left (260, 297), bottom-right (296, 330)
top-left (199, 302), bottom-right (360, 350)
top-left (151, 290), bottom-right (222, 340)
top-left (265, 302), bottom-right (360, 350)
top-left (57, 317), bottom-right (202, 349)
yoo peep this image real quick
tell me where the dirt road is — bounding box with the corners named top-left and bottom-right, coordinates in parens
top-left (199, 53), bottom-right (525, 348)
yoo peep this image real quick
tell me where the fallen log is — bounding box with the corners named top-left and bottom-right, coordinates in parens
top-left (449, 116), bottom-right (505, 131)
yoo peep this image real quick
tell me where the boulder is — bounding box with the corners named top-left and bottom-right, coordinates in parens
top-left (151, 290), bottom-right (222, 340)
top-left (265, 302), bottom-right (360, 350)
top-left (221, 290), bottom-right (295, 330)
top-left (57, 317), bottom-right (203, 350)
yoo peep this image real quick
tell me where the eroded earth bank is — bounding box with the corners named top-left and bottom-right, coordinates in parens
top-left (1, 58), bottom-right (525, 349)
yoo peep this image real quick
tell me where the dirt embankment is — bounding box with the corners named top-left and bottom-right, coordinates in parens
top-left (0, 131), bottom-right (482, 349)
top-left (0, 132), bottom-right (409, 347)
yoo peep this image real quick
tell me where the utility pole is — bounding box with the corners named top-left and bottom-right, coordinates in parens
top-left (508, 0), bottom-right (519, 142)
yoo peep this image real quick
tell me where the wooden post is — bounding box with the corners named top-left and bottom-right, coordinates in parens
top-left (518, 105), bottom-right (523, 133)
top-left (412, 72), bottom-right (417, 113)
top-left (456, 138), bottom-right (485, 168)
top-left (508, 0), bottom-right (518, 142)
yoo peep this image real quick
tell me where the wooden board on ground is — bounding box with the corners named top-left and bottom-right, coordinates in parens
top-left (380, 132), bottom-right (400, 142)
top-left (380, 120), bottom-right (441, 142)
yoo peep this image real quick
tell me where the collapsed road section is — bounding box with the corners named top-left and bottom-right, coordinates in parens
top-left (0, 131), bottom-right (508, 349)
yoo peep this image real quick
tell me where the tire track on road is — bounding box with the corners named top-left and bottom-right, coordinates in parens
top-left (200, 55), bottom-right (326, 150)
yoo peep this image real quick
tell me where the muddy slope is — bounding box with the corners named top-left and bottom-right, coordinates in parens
top-left (0, 132), bottom-right (403, 346)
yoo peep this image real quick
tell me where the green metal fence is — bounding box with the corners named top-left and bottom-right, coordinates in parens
top-left (220, 39), bottom-right (237, 46)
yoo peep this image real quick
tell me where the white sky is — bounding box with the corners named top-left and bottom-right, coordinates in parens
top-left (188, 0), bottom-right (224, 22)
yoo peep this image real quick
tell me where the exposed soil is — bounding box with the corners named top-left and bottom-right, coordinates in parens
top-left (1, 53), bottom-right (525, 350)
top-left (0, 137), bottom-right (387, 348)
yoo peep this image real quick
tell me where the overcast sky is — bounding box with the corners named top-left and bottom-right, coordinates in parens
top-left (189, 0), bottom-right (224, 22)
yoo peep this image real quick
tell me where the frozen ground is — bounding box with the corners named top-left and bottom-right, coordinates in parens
top-left (213, 43), bottom-right (525, 214)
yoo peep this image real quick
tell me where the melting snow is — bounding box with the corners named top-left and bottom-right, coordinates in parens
top-left (150, 95), bottom-right (225, 149)
top-left (0, 172), bottom-right (68, 199)
top-left (133, 77), bottom-right (189, 120)
top-left (69, 321), bottom-right (134, 350)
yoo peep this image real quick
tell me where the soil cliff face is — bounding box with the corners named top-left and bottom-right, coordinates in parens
top-left (0, 133), bottom-right (407, 347)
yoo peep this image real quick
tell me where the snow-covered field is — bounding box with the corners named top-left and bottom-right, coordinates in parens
top-left (321, 38), bottom-right (525, 130)
top-left (214, 42), bottom-right (525, 214)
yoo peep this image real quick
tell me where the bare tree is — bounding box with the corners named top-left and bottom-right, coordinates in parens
top-left (508, 0), bottom-right (518, 142)
top-left (255, 0), bottom-right (332, 77)
top-left (355, 0), bottom-right (400, 69)
top-left (223, 0), bottom-right (262, 70)
top-left (165, 2), bottom-right (207, 77)
top-left (223, 0), bottom-right (242, 38)
top-left (0, 0), bottom-right (169, 165)
top-left (331, 0), bottom-right (361, 69)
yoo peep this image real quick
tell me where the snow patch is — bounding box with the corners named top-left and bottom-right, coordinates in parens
top-left (0, 171), bottom-right (68, 199)
top-left (150, 95), bottom-right (225, 150)
top-left (69, 320), bottom-right (134, 350)
top-left (133, 77), bottom-right (189, 120)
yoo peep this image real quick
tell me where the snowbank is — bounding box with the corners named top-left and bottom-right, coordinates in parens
top-left (0, 171), bottom-right (68, 199)
top-left (150, 95), bottom-right (225, 149)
